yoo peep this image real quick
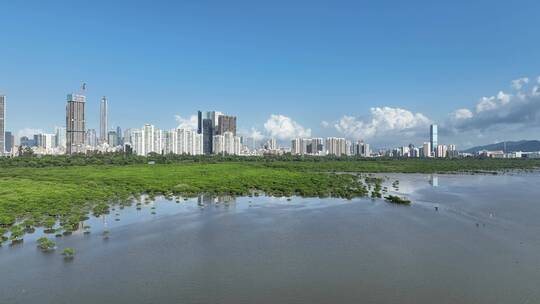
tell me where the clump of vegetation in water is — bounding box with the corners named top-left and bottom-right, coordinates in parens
top-left (384, 195), bottom-right (411, 205)
top-left (36, 237), bottom-right (56, 252)
top-left (62, 247), bottom-right (75, 259)
top-left (0, 227), bottom-right (8, 245)
top-left (9, 225), bottom-right (25, 245)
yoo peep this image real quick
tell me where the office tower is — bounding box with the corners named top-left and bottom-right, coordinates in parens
top-left (430, 124), bottom-right (438, 153)
top-left (100, 96), bottom-right (108, 142)
top-left (116, 126), bottom-right (123, 145)
top-left (54, 126), bottom-right (66, 148)
top-left (197, 111), bottom-right (203, 134)
top-left (202, 118), bottom-right (213, 154)
top-left (86, 129), bottom-right (97, 148)
top-left (4, 131), bottom-right (13, 153)
top-left (107, 131), bottom-right (118, 147)
top-left (217, 115), bottom-right (237, 135)
top-left (0, 95), bottom-right (5, 155)
top-left (66, 93), bottom-right (86, 154)
top-left (198, 111), bottom-right (215, 154)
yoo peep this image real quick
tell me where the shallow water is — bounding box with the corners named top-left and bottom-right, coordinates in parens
top-left (1, 173), bottom-right (540, 304)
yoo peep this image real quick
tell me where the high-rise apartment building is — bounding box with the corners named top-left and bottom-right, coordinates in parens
top-left (325, 137), bottom-right (347, 156)
top-left (86, 129), bottom-right (97, 148)
top-left (430, 124), bottom-right (438, 153)
top-left (436, 144), bottom-right (447, 158)
top-left (353, 140), bottom-right (370, 157)
top-left (143, 124), bottom-right (155, 154)
top-left (66, 93), bottom-right (86, 154)
top-left (132, 129), bottom-right (145, 156)
top-left (100, 96), bottom-right (108, 142)
top-left (422, 142), bottom-right (432, 158)
top-left (0, 95), bottom-right (5, 155)
top-left (217, 115), bottom-right (237, 135)
top-left (55, 126), bottom-right (66, 148)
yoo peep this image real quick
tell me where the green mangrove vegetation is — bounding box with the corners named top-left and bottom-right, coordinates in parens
top-left (0, 155), bottom-right (539, 247)
top-left (384, 195), bottom-right (412, 205)
top-left (36, 237), bottom-right (56, 252)
top-left (62, 247), bottom-right (75, 259)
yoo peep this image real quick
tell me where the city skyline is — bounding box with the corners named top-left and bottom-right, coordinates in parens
top-left (2, 1), bottom-right (540, 148)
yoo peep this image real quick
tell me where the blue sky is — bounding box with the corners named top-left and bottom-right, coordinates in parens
top-left (1, 0), bottom-right (540, 148)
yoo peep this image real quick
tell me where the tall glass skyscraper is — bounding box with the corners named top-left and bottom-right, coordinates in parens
top-left (0, 95), bottom-right (5, 155)
top-left (100, 96), bottom-right (108, 143)
top-left (430, 124), bottom-right (438, 153)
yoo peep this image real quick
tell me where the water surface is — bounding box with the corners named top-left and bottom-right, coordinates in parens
top-left (1, 173), bottom-right (539, 304)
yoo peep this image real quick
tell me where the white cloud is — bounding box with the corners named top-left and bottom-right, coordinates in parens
top-left (321, 120), bottom-right (330, 128)
top-left (448, 75), bottom-right (540, 132)
top-left (511, 77), bottom-right (529, 90)
top-left (263, 114), bottom-right (311, 140)
top-left (475, 91), bottom-right (511, 113)
top-left (248, 127), bottom-right (264, 141)
top-left (333, 107), bottom-right (430, 139)
top-left (452, 108), bottom-right (473, 120)
top-left (174, 114), bottom-right (198, 130)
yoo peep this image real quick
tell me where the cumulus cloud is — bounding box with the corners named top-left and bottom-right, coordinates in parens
top-left (476, 91), bottom-right (511, 113)
top-left (174, 114), bottom-right (198, 130)
top-left (333, 107), bottom-right (430, 139)
top-left (452, 108), bottom-right (474, 120)
top-left (511, 77), bottom-right (529, 90)
top-left (321, 120), bottom-right (330, 128)
top-left (248, 127), bottom-right (265, 141)
top-left (263, 114), bottom-right (311, 140)
top-left (447, 76), bottom-right (540, 132)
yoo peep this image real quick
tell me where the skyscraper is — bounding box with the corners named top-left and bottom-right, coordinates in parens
top-left (100, 96), bottom-right (108, 142)
top-left (116, 126), bottom-right (123, 145)
top-left (66, 93), bottom-right (86, 154)
top-left (430, 124), bottom-right (438, 153)
top-left (107, 131), bottom-right (118, 147)
top-left (54, 126), bottom-right (67, 148)
top-left (4, 131), bottom-right (13, 153)
top-left (0, 95), bottom-right (5, 155)
top-left (86, 129), bottom-right (97, 148)
top-left (217, 115), bottom-right (237, 135)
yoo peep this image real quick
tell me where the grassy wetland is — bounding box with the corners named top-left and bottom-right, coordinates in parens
top-left (1, 155), bottom-right (540, 247)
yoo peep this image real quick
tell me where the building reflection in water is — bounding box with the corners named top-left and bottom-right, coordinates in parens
top-left (429, 175), bottom-right (439, 187)
top-left (197, 194), bottom-right (236, 206)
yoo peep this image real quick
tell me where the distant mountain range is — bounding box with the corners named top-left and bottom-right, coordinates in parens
top-left (463, 140), bottom-right (540, 153)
